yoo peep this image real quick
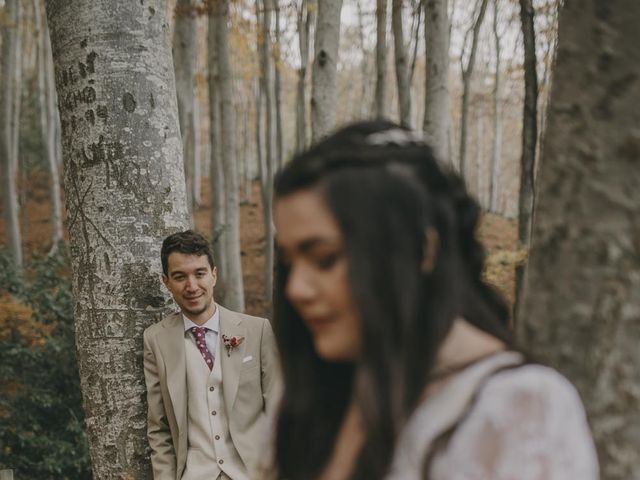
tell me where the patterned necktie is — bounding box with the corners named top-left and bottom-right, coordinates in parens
top-left (191, 326), bottom-right (214, 370)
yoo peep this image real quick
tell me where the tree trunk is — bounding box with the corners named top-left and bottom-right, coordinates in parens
top-left (45, 0), bottom-right (190, 477)
top-left (514, 0), bottom-right (538, 317)
top-left (214, 0), bottom-right (245, 311)
top-left (391, 0), bottom-right (411, 128)
top-left (273, 0), bottom-right (284, 170)
top-left (34, 0), bottom-right (64, 249)
top-left (423, 0), bottom-right (450, 163)
top-left (311, 0), bottom-right (343, 143)
top-left (374, 0), bottom-right (388, 119)
top-left (1, 0), bottom-right (23, 269)
top-left (208, 5), bottom-right (227, 283)
top-left (459, 0), bottom-right (489, 176)
top-left (489, 0), bottom-right (502, 213)
top-left (173, 0), bottom-right (198, 223)
top-left (259, 0), bottom-right (275, 301)
top-left (355, 0), bottom-right (370, 119)
top-left (295, 0), bottom-right (313, 153)
top-left (518, 2), bottom-right (640, 478)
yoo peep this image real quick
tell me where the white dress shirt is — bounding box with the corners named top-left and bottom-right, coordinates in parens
top-left (183, 305), bottom-right (219, 359)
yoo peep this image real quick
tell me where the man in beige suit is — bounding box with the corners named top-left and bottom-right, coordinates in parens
top-left (143, 230), bottom-right (280, 480)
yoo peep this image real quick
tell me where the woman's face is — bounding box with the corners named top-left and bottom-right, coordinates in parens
top-left (274, 188), bottom-right (360, 362)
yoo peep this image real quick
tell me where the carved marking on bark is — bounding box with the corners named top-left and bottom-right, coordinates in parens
top-left (123, 92), bottom-right (137, 113)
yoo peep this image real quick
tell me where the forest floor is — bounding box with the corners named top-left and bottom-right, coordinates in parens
top-left (2, 169), bottom-right (520, 319)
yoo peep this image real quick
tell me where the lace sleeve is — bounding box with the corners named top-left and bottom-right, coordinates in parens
top-left (432, 365), bottom-right (599, 480)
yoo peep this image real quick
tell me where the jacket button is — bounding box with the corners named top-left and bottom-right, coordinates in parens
top-left (211, 411), bottom-right (217, 416)
top-left (209, 386), bottom-right (215, 391)
top-left (215, 435), bottom-right (220, 440)
top-left (218, 459), bottom-right (224, 464)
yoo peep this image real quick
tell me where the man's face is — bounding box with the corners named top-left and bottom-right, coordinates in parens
top-left (162, 252), bottom-right (217, 325)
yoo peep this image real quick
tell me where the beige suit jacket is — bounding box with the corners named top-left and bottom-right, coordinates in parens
top-left (143, 305), bottom-right (280, 480)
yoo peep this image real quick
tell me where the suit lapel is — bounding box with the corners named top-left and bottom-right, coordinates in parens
top-left (158, 313), bottom-right (187, 433)
top-left (218, 305), bottom-right (246, 411)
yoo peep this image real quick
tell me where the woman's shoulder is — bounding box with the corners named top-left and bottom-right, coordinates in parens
top-left (437, 362), bottom-right (599, 480)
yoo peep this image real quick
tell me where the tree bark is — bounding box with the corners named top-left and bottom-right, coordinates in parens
top-left (514, 0), bottom-right (538, 317)
top-left (459, 0), bottom-right (489, 176)
top-left (259, 0), bottom-right (275, 301)
top-left (374, 0), bottom-right (388, 119)
top-left (518, 2), bottom-right (640, 478)
top-left (423, 0), bottom-right (450, 163)
top-left (295, 0), bottom-right (313, 153)
top-left (214, 0), bottom-right (245, 311)
top-left (391, 0), bottom-right (411, 128)
top-left (518, 0), bottom-right (537, 247)
top-left (34, 0), bottom-right (64, 249)
top-left (208, 4), bottom-right (227, 283)
top-left (173, 0), bottom-right (198, 223)
top-left (45, 0), bottom-right (190, 477)
top-left (1, 0), bottom-right (23, 269)
top-left (311, 0), bottom-right (343, 143)
top-left (273, 0), bottom-right (284, 170)
top-left (489, 0), bottom-right (502, 213)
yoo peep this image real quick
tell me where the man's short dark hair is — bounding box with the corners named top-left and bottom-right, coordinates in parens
top-left (161, 230), bottom-right (215, 275)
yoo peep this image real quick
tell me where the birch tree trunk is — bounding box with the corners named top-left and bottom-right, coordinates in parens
top-left (214, 0), bottom-right (245, 311)
top-left (489, 0), bottom-right (502, 213)
top-left (391, 0), bottom-right (411, 128)
top-left (375, 0), bottom-right (388, 119)
top-left (259, 0), bottom-right (275, 301)
top-left (311, 0), bottom-right (343, 143)
top-left (517, 0), bottom-right (537, 248)
top-left (423, 0), bottom-right (450, 163)
top-left (173, 0), bottom-right (198, 223)
top-left (295, 0), bottom-right (313, 153)
top-left (45, 0), bottom-right (190, 477)
top-left (208, 5), bottom-right (227, 283)
top-left (514, 0), bottom-right (538, 315)
top-left (1, 0), bottom-right (23, 269)
top-left (356, 0), bottom-right (370, 119)
top-left (273, 0), bottom-right (284, 170)
top-left (459, 0), bottom-right (489, 176)
top-left (35, 0), bottom-right (64, 249)
top-left (518, 2), bottom-right (640, 477)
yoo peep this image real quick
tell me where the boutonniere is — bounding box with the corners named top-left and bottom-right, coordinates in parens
top-left (222, 334), bottom-right (245, 357)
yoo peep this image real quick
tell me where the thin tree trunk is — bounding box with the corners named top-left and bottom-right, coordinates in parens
top-left (375, 0), bottom-right (388, 119)
top-left (1, 0), bottom-right (23, 270)
top-left (208, 4), bottom-right (227, 283)
top-left (45, 0), bottom-right (190, 476)
top-left (259, 0), bottom-right (275, 301)
top-left (273, 0), bottom-right (284, 170)
top-left (356, 0), bottom-right (370, 119)
top-left (392, 0), bottom-right (411, 128)
top-left (518, 2), bottom-right (640, 477)
top-left (34, 0), bottom-right (64, 250)
top-left (214, 0), bottom-right (244, 311)
top-left (173, 0), bottom-right (198, 224)
top-left (514, 0), bottom-right (538, 318)
top-left (489, 0), bottom-right (502, 213)
top-left (459, 0), bottom-right (489, 176)
top-left (295, 0), bottom-right (313, 153)
top-left (408, 0), bottom-right (422, 86)
top-left (311, 0), bottom-right (343, 142)
top-left (423, 0), bottom-right (450, 163)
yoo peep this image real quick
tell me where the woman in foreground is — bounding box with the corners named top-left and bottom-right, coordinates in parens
top-left (269, 121), bottom-right (598, 479)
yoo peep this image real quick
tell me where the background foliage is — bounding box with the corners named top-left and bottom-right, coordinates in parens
top-left (0, 249), bottom-right (91, 479)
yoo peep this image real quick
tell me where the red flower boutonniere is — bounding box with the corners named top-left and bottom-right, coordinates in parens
top-left (222, 334), bottom-right (245, 357)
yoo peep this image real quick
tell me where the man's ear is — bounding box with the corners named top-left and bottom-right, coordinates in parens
top-left (421, 226), bottom-right (439, 273)
top-left (161, 274), bottom-right (169, 288)
top-left (211, 266), bottom-right (218, 287)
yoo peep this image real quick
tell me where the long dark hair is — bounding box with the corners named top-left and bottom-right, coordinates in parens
top-left (272, 120), bottom-right (513, 479)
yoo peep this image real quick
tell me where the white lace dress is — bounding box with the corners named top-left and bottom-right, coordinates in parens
top-left (386, 352), bottom-right (599, 480)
